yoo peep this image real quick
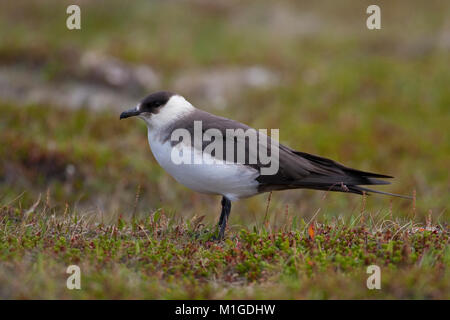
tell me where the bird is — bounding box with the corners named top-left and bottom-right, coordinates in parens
top-left (120, 91), bottom-right (410, 239)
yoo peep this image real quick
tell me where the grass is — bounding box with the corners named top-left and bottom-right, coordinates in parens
top-left (0, 0), bottom-right (449, 299)
top-left (0, 199), bottom-right (448, 299)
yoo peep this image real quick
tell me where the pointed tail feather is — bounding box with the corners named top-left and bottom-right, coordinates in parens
top-left (350, 186), bottom-right (412, 199)
top-left (287, 150), bottom-right (411, 199)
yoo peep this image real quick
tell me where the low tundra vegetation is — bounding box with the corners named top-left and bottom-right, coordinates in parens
top-left (0, 200), bottom-right (447, 299)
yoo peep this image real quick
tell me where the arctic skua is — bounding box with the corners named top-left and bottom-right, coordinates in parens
top-left (120, 91), bottom-right (409, 239)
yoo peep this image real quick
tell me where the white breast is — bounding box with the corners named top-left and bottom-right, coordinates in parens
top-left (147, 129), bottom-right (259, 201)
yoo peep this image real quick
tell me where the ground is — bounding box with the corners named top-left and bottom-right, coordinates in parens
top-left (0, 0), bottom-right (449, 299)
top-left (0, 203), bottom-right (448, 299)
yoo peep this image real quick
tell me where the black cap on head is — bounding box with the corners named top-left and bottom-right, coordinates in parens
top-left (120, 91), bottom-right (174, 119)
top-left (140, 91), bottom-right (174, 112)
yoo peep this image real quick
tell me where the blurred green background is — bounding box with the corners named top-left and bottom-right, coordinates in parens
top-left (0, 0), bottom-right (449, 226)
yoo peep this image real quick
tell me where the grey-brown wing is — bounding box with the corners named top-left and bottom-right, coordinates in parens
top-left (163, 109), bottom-right (401, 197)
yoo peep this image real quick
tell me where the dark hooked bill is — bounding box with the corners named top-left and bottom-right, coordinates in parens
top-left (120, 107), bottom-right (140, 119)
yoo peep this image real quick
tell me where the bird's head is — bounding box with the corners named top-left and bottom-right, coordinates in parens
top-left (120, 91), bottom-right (194, 128)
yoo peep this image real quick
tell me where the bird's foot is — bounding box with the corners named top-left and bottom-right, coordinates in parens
top-left (211, 224), bottom-right (226, 241)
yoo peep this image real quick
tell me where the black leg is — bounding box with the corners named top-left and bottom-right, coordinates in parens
top-left (217, 196), bottom-right (231, 240)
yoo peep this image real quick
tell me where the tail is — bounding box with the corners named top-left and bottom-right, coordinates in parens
top-left (290, 151), bottom-right (412, 199)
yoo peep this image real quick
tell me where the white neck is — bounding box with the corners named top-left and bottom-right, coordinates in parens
top-left (140, 95), bottom-right (195, 131)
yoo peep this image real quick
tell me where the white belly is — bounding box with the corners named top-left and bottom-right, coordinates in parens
top-left (147, 132), bottom-right (259, 201)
